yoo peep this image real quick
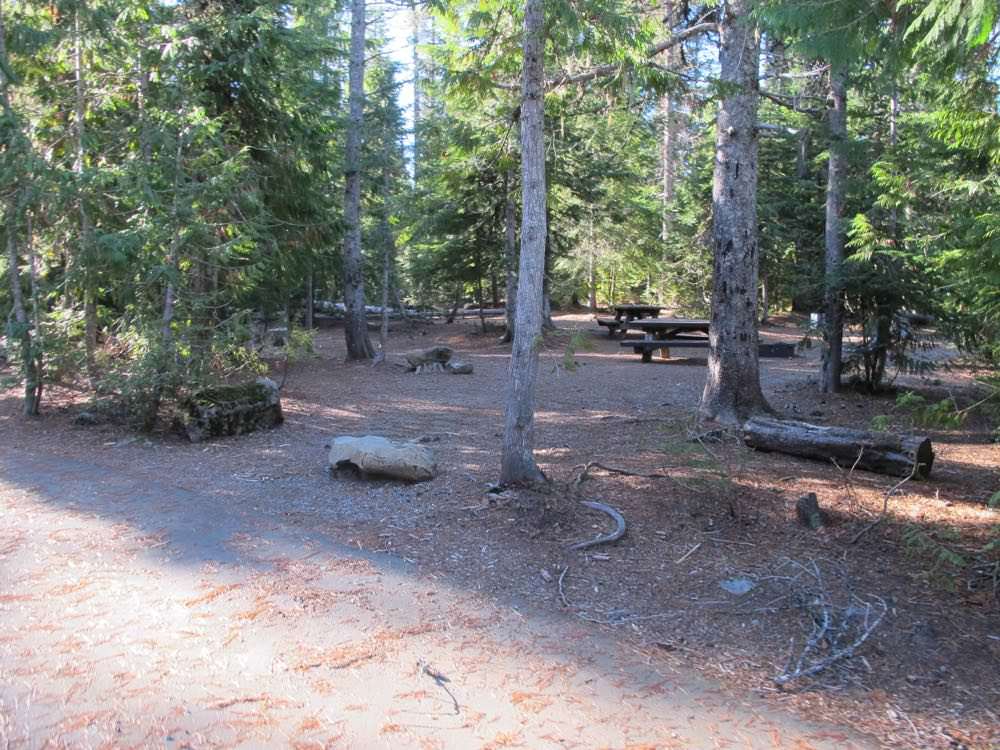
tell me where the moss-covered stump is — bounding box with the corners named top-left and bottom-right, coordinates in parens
top-left (180, 377), bottom-right (283, 443)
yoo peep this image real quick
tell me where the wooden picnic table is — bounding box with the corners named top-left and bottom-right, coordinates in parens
top-left (628, 318), bottom-right (710, 338)
top-left (595, 304), bottom-right (665, 336)
top-left (613, 304), bottom-right (663, 322)
top-left (620, 318), bottom-right (711, 362)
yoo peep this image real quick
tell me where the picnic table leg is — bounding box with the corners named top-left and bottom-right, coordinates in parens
top-left (641, 348), bottom-right (653, 363)
top-left (657, 333), bottom-right (671, 361)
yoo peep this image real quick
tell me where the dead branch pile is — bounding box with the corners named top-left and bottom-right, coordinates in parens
top-left (732, 558), bottom-right (887, 687)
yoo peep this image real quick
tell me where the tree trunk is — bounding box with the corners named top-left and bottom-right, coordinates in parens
top-left (502, 169), bottom-right (517, 343)
top-left (304, 269), bottom-right (314, 329)
top-left (6, 221), bottom-right (40, 417)
top-left (380, 248), bottom-right (390, 351)
top-left (760, 272), bottom-right (769, 324)
top-left (541, 206), bottom-right (555, 329)
top-left (342, 0), bottom-right (375, 360)
top-left (659, 1), bottom-right (680, 244)
top-left (379, 163), bottom-right (396, 355)
top-left (587, 206), bottom-right (597, 311)
top-left (410, 0), bottom-right (422, 182)
top-left (820, 64), bottom-right (848, 393)
top-left (743, 417), bottom-right (933, 479)
top-left (699, 0), bottom-right (769, 424)
top-left (1, 3), bottom-right (40, 416)
top-left (500, 0), bottom-right (547, 487)
top-left (660, 92), bottom-right (676, 242)
top-left (74, 4), bottom-right (98, 381)
top-left (872, 84), bottom-right (899, 389)
top-left (144, 137), bottom-right (185, 431)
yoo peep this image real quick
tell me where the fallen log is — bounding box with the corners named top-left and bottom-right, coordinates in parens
top-left (742, 417), bottom-right (933, 479)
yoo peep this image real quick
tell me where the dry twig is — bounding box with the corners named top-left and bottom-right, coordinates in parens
top-left (557, 566), bottom-right (570, 608)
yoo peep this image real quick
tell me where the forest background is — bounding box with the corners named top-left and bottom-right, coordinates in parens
top-left (1, 0), bottom-right (998, 452)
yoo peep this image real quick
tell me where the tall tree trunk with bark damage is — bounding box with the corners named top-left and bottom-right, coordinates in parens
top-left (820, 65), bottom-right (847, 394)
top-left (501, 169), bottom-right (517, 343)
top-left (500, 0), bottom-right (546, 486)
top-left (342, 0), bottom-right (375, 360)
top-left (699, 0), bottom-right (770, 424)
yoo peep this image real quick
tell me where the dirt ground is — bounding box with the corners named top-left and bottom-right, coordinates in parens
top-left (1, 312), bottom-right (998, 749)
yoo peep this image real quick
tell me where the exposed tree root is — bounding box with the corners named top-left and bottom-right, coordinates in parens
top-left (568, 500), bottom-right (626, 551)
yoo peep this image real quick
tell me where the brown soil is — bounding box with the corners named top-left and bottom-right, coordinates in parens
top-left (1, 312), bottom-right (998, 749)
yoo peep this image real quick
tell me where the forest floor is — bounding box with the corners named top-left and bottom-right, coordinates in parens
top-left (1, 312), bottom-right (998, 749)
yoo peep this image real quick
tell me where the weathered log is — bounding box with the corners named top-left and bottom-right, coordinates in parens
top-left (742, 417), bottom-right (933, 478)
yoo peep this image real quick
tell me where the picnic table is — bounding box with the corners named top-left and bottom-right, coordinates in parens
top-left (595, 304), bottom-right (664, 335)
top-left (619, 318), bottom-right (798, 363)
top-left (619, 318), bottom-right (710, 362)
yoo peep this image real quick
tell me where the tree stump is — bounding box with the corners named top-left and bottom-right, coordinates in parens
top-left (742, 417), bottom-right (933, 478)
top-left (180, 377), bottom-right (283, 442)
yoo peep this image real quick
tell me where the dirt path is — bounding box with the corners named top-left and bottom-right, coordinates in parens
top-left (0, 443), bottom-right (874, 749)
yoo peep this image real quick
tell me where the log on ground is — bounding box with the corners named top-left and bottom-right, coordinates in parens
top-left (741, 417), bottom-right (933, 478)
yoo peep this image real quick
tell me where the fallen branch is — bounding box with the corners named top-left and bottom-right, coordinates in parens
top-left (557, 565), bottom-right (570, 608)
top-left (572, 461), bottom-right (671, 488)
top-left (568, 501), bottom-right (626, 551)
top-left (765, 558), bottom-right (888, 686)
top-left (775, 594), bottom-right (887, 685)
top-left (848, 462), bottom-right (920, 545)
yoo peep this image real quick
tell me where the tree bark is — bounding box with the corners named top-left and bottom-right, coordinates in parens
top-left (500, 0), bottom-right (547, 486)
top-left (502, 169), bottom-right (517, 343)
top-left (820, 64), bottom-right (847, 393)
top-left (743, 417), bottom-right (934, 479)
top-left (342, 0), bottom-right (375, 360)
top-left (699, 0), bottom-right (769, 424)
